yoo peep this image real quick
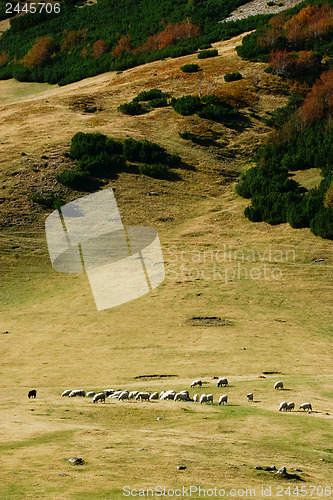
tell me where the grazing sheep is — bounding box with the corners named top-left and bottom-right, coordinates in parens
top-left (299, 403), bottom-right (312, 412)
top-left (69, 390), bottom-right (85, 397)
top-left (279, 401), bottom-right (288, 412)
top-left (179, 390), bottom-right (190, 399)
top-left (286, 402), bottom-right (295, 411)
top-left (28, 390), bottom-right (36, 399)
top-left (93, 392), bottom-right (106, 403)
top-left (149, 392), bottom-right (159, 401)
top-left (206, 394), bottom-right (213, 403)
top-left (86, 391), bottom-right (95, 398)
top-left (160, 391), bottom-right (176, 400)
top-left (103, 389), bottom-right (114, 397)
top-left (193, 394), bottom-right (199, 402)
top-left (118, 390), bottom-right (129, 401)
top-left (219, 395), bottom-right (228, 405)
top-left (247, 393), bottom-right (253, 401)
top-left (135, 392), bottom-right (150, 401)
top-left (199, 394), bottom-right (208, 404)
top-left (190, 379), bottom-right (202, 388)
top-left (61, 390), bottom-right (72, 397)
top-left (174, 392), bottom-right (189, 401)
top-left (274, 381), bottom-right (284, 390)
top-left (109, 390), bottom-right (122, 398)
top-left (128, 391), bottom-right (139, 399)
top-left (217, 378), bottom-right (228, 387)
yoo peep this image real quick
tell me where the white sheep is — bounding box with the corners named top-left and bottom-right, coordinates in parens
top-left (190, 379), bottom-right (202, 388)
top-left (69, 390), bottom-right (85, 397)
top-left (206, 394), bottom-right (213, 403)
top-left (193, 394), bottom-right (199, 402)
top-left (199, 394), bottom-right (208, 404)
top-left (299, 403), bottom-right (312, 412)
top-left (274, 381), bottom-right (284, 390)
top-left (149, 392), bottom-right (159, 400)
top-left (102, 389), bottom-right (114, 397)
top-left (247, 393), bottom-right (253, 401)
top-left (286, 402), bottom-right (295, 411)
top-left (118, 390), bottom-right (129, 401)
top-left (217, 378), bottom-right (228, 387)
top-left (219, 395), bottom-right (228, 405)
top-left (135, 392), bottom-right (150, 401)
top-left (160, 391), bottom-right (176, 400)
top-left (93, 392), bottom-right (106, 403)
top-left (128, 391), bottom-right (139, 399)
top-left (279, 401), bottom-right (288, 411)
top-left (109, 390), bottom-right (122, 398)
top-left (174, 392), bottom-right (189, 401)
top-left (86, 391), bottom-right (95, 397)
top-left (61, 390), bottom-right (72, 397)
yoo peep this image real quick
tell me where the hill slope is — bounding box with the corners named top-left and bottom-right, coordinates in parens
top-left (0, 33), bottom-right (332, 499)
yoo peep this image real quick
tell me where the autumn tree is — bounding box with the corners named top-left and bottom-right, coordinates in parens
top-left (60, 29), bottom-right (87, 52)
top-left (91, 40), bottom-right (108, 58)
top-left (112, 34), bottom-right (131, 57)
top-left (133, 21), bottom-right (201, 55)
top-left (22, 37), bottom-right (55, 68)
top-left (299, 69), bottom-right (333, 124)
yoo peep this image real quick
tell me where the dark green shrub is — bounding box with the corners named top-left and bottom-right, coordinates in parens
top-left (29, 191), bottom-right (65, 210)
top-left (198, 49), bottom-right (218, 59)
top-left (224, 72), bottom-right (243, 82)
top-left (70, 132), bottom-right (123, 159)
top-left (171, 95), bottom-right (202, 116)
top-left (138, 163), bottom-right (170, 178)
top-left (148, 97), bottom-right (168, 107)
top-left (133, 88), bottom-right (169, 102)
top-left (180, 63), bottom-right (200, 73)
top-left (77, 152), bottom-right (126, 177)
top-left (310, 207), bottom-right (333, 239)
top-left (198, 44), bottom-right (212, 50)
top-left (56, 169), bottom-right (91, 190)
top-left (198, 94), bottom-right (237, 122)
top-left (117, 101), bottom-right (149, 115)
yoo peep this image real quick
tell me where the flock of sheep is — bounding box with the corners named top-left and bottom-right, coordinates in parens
top-left (60, 377), bottom-right (313, 413)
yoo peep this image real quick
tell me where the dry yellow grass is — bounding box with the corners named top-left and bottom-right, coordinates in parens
top-left (0, 33), bottom-right (332, 499)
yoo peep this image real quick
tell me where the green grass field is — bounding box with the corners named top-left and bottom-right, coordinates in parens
top-left (0, 34), bottom-right (332, 499)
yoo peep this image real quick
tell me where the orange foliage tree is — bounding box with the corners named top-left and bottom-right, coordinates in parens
top-left (299, 70), bottom-right (333, 124)
top-left (91, 40), bottom-right (108, 58)
top-left (60, 29), bottom-right (87, 52)
top-left (22, 37), bottom-right (55, 67)
top-left (112, 34), bottom-right (131, 57)
top-left (285, 5), bottom-right (333, 46)
top-left (133, 21), bottom-right (201, 55)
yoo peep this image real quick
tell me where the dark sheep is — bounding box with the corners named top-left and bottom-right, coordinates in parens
top-left (28, 390), bottom-right (37, 399)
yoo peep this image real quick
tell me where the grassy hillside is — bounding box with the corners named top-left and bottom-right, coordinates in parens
top-left (0, 33), bottom-right (332, 499)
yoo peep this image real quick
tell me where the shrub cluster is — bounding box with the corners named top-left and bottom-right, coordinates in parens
top-left (28, 190), bottom-right (65, 210)
top-left (179, 130), bottom-right (215, 146)
top-left (118, 88), bottom-right (170, 115)
top-left (180, 63), bottom-right (201, 73)
top-left (56, 132), bottom-right (179, 189)
top-left (236, 113), bottom-right (333, 238)
top-left (224, 72), bottom-right (243, 82)
top-left (171, 94), bottom-right (238, 123)
top-left (198, 49), bottom-right (218, 59)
